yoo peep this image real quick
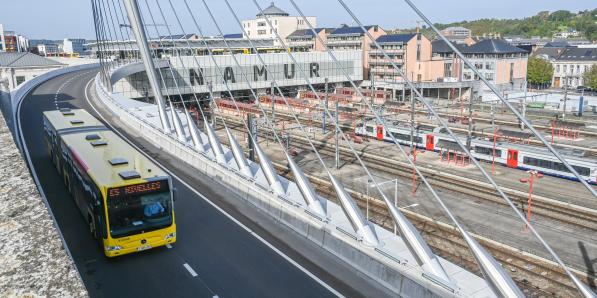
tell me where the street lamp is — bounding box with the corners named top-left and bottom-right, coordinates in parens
top-left (519, 170), bottom-right (543, 228)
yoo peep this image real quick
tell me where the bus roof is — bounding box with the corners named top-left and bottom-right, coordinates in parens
top-left (43, 109), bottom-right (104, 131)
top-left (45, 109), bottom-right (168, 188)
top-left (62, 129), bottom-right (168, 188)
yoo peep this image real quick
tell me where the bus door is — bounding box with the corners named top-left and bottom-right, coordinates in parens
top-left (425, 135), bottom-right (435, 151)
top-left (507, 149), bottom-right (518, 168)
top-left (376, 125), bottom-right (384, 140)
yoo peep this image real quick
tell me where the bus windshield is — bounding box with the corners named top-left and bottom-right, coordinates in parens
top-left (107, 181), bottom-right (173, 238)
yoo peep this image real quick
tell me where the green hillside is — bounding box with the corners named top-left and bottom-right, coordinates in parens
top-left (415, 8), bottom-right (597, 41)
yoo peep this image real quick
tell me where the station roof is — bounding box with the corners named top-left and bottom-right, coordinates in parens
top-left (553, 119), bottom-right (586, 128)
top-left (223, 33), bottom-right (243, 39)
top-left (498, 129), bottom-right (533, 139)
top-left (437, 139), bottom-right (464, 152)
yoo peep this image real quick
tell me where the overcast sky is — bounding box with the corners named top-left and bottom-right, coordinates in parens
top-left (1, 0), bottom-right (595, 40)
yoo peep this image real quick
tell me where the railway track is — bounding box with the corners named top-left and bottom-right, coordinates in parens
top-left (214, 118), bottom-right (596, 295)
top-left (271, 162), bottom-right (596, 297)
top-left (220, 112), bottom-right (597, 233)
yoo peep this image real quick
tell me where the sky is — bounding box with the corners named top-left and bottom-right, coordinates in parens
top-left (1, 0), bottom-right (596, 40)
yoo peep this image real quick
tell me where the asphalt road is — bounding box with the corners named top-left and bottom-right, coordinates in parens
top-left (16, 69), bottom-right (389, 298)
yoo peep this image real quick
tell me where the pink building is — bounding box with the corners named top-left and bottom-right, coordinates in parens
top-left (369, 33), bottom-right (444, 83)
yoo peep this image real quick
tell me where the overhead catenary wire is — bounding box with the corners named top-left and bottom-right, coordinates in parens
top-left (333, 1), bottom-right (596, 296)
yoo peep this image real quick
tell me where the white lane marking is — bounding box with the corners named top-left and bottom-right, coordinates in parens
top-left (183, 263), bottom-right (198, 277)
top-left (166, 244), bottom-right (172, 249)
top-left (84, 78), bottom-right (343, 297)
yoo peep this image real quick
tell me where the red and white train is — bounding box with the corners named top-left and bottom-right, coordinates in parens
top-left (355, 121), bottom-right (597, 184)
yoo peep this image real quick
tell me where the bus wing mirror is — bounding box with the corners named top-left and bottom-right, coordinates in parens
top-left (172, 187), bottom-right (178, 202)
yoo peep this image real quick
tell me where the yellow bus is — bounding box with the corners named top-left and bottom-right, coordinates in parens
top-left (42, 108), bottom-right (176, 257)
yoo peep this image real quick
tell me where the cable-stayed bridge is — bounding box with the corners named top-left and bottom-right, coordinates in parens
top-left (9, 0), bottom-right (597, 297)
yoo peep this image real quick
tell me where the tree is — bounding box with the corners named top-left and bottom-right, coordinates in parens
top-left (527, 57), bottom-right (554, 85)
top-left (584, 65), bottom-right (597, 90)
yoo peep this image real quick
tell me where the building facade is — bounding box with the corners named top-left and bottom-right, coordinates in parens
top-left (369, 33), bottom-right (444, 83)
top-left (433, 39), bottom-right (529, 91)
top-left (327, 25), bottom-right (386, 79)
top-left (62, 38), bottom-right (87, 55)
top-left (37, 44), bottom-right (60, 56)
top-left (241, 2), bottom-right (316, 45)
top-left (286, 28), bottom-right (332, 52)
top-left (551, 48), bottom-right (597, 88)
top-left (441, 26), bottom-right (471, 38)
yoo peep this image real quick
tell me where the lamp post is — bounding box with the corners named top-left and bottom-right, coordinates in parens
top-left (519, 170), bottom-right (543, 229)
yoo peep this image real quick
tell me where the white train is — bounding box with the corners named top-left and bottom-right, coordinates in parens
top-left (355, 121), bottom-right (597, 184)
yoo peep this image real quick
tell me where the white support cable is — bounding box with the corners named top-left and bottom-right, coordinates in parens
top-left (402, 0), bottom-right (597, 200)
top-left (214, 1), bottom-right (400, 247)
top-left (177, 0), bottom-right (327, 213)
top-left (169, 0), bottom-right (292, 194)
top-left (144, 0), bottom-right (219, 147)
top-left (263, 0), bottom-right (521, 294)
top-left (334, 1), bottom-right (595, 296)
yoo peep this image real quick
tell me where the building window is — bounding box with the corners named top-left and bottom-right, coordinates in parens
top-left (16, 76), bottom-right (26, 86)
top-left (258, 22), bottom-right (266, 27)
top-left (556, 65), bottom-right (560, 73)
top-left (258, 30), bottom-right (266, 35)
top-left (563, 65), bottom-right (567, 73)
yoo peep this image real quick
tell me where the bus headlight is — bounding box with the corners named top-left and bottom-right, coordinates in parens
top-left (164, 232), bottom-right (176, 240)
top-left (105, 245), bottom-right (123, 251)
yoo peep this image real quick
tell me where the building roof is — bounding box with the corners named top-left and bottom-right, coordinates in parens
top-left (0, 52), bottom-right (64, 68)
top-left (287, 28), bottom-right (330, 38)
top-left (330, 25), bottom-right (377, 36)
top-left (256, 2), bottom-right (289, 17)
top-left (376, 34), bottom-right (416, 43)
top-left (461, 39), bottom-right (527, 54)
top-left (159, 34), bottom-right (196, 40)
top-left (431, 39), bottom-right (468, 54)
top-left (544, 41), bottom-right (570, 48)
top-left (555, 47), bottom-right (597, 61)
top-left (533, 47), bottom-right (566, 60)
top-left (223, 33), bottom-right (244, 39)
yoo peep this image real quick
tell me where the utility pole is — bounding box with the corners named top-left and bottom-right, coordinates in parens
top-left (271, 81), bottom-right (275, 126)
top-left (335, 100), bottom-right (340, 169)
top-left (562, 75), bottom-right (568, 120)
top-left (247, 113), bottom-right (255, 161)
top-left (466, 92), bottom-right (476, 149)
top-left (323, 78), bottom-right (328, 134)
top-left (521, 80), bottom-right (527, 130)
top-left (208, 82), bottom-right (215, 126)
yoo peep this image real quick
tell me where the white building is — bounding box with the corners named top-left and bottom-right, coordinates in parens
top-left (241, 2), bottom-right (316, 45)
top-left (63, 38), bottom-right (86, 55)
top-left (551, 47), bottom-right (597, 88)
top-left (37, 44), bottom-right (59, 56)
top-left (0, 52), bottom-right (65, 89)
top-left (441, 26), bottom-right (471, 38)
